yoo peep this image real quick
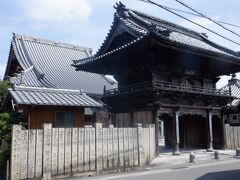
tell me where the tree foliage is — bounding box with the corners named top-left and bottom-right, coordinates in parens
top-left (0, 80), bottom-right (27, 145)
top-left (0, 112), bottom-right (26, 143)
top-left (0, 113), bottom-right (9, 140)
top-left (0, 81), bottom-right (9, 105)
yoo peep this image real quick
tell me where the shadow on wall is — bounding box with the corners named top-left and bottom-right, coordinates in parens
top-left (196, 169), bottom-right (240, 180)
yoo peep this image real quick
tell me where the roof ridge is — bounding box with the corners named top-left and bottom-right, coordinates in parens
top-left (12, 85), bottom-right (85, 94)
top-left (13, 32), bottom-right (92, 52)
top-left (115, 3), bottom-right (239, 56)
top-left (113, 2), bottom-right (203, 38)
top-left (94, 16), bottom-right (121, 56)
top-left (128, 8), bottom-right (202, 39)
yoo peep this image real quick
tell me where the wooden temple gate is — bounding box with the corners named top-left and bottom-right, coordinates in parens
top-left (72, 2), bottom-right (240, 155)
top-left (158, 107), bottom-right (225, 154)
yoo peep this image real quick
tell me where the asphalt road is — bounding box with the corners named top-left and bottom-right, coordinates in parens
top-left (71, 159), bottom-right (240, 180)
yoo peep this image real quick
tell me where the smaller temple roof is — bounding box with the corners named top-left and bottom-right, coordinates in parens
top-left (220, 75), bottom-right (240, 106)
top-left (8, 85), bottom-right (102, 107)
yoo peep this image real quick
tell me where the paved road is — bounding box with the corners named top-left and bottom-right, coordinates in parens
top-left (68, 159), bottom-right (240, 180)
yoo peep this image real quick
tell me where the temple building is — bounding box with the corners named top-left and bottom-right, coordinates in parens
top-left (73, 2), bottom-right (240, 154)
top-left (1, 33), bottom-right (116, 128)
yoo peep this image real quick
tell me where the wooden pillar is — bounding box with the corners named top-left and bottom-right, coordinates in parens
top-left (172, 110), bottom-right (180, 155)
top-left (207, 110), bottom-right (214, 152)
top-left (221, 111), bottom-right (227, 150)
top-left (28, 114), bottom-right (31, 129)
top-left (153, 109), bottom-right (160, 156)
top-left (130, 109), bottom-right (134, 127)
top-left (160, 120), bottom-right (164, 137)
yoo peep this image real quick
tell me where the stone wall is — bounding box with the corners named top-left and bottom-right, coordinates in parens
top-left (10, 123), bottom-right (155, 179)
top-left (225, 124), bottom-right (240, 149)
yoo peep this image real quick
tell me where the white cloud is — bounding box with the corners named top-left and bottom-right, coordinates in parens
top-left (19, 0), bottom-right (92, 23)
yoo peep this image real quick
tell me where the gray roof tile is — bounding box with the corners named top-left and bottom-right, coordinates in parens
top-left (6, 33), bottom-right (116, 95)
top-left (9, 86), bottom-right (102, 107)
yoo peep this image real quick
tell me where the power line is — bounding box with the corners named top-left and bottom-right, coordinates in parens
top-left (175, 0), bottom-right (240, 39)
top-left (138, 0), bottom-right (240, 46)
top-left (161, 5), bottom-right (240, 28)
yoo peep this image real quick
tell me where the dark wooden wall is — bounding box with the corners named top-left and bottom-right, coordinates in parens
top-left (212, 116), bottom-right (224, 149)
top-left (25, 106), bottom-right (85, 129)
top-left (115, 110), bottom-right (153, 127)
top-left (179, 115), bottom-right (208, 148)
top-left (163, 115), bottom-right (173, 148)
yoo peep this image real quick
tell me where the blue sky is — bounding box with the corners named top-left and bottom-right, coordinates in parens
top-left (0, 0), bottom-right (240, 88)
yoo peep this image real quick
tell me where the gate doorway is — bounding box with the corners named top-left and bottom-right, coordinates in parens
top-left (179, 115), bottom-right (208, 149)
top-left (161, 113), bottom-right (224, 150)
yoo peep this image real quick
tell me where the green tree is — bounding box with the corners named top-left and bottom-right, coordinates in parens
top-left (0, 80), bottom-right (9, 106)
top-left (0, 80), bottom-right (27, 145)
top-left (0, 113), bottom-right (9, 140)
top-left (0, 112), bottom-right (26, 143)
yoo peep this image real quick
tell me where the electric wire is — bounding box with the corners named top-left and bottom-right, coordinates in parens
top-left (160, 5), bottom-right (240, 28)
top-left (175, 0), bottom-right (240, 39)
top-left (138, 0), bottom-right (240, 46)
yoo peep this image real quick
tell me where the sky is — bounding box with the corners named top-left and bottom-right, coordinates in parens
top-left (0, 0), bottom-right (240, 88)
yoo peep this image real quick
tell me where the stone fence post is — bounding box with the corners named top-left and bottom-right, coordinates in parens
top-left (95, 123), bottom-right (103, 171)
top-left (42, 124), bottom-right (52, 179)
top-left (11, 125), bottom-right (22, 180)
top-left (10, 122), bottom-right (155, 180)
top-left (135, 123), bottom-right (144, 166)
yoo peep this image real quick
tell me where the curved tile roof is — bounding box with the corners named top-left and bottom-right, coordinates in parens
top-left (9, 86), bottom-right (102, 107)
top-left (6, 33), bottom-right (116, 95)
top-left (131, 9), bottom-right (240, 59)
top-left (73, 2), bottom-right (240, 68)
top-left (220, 78), bottom-right (240, 98)
top-left (73, 36), bottom-right (145, 66)
top-left (220, 76), bottom-right (240, 105)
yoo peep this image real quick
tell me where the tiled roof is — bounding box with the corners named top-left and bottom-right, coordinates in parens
top-left (9, 86), bottom-right (102, 107)
top-left (73, 2), bottom-right (240, 68)
top-left (220, 77), bottom-right (240, 105)
top-left (221, 78), bottom-right (240, 98)
top-left (73, 36), bottom-right (145, 65)
top-left (5, 33), bottom-right (116, 95)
